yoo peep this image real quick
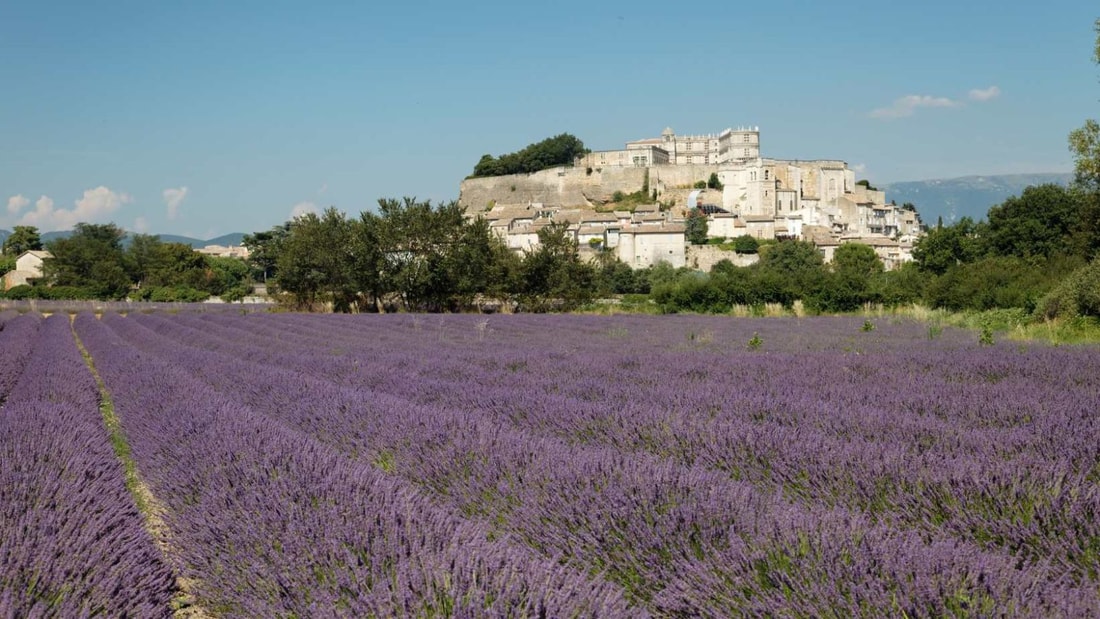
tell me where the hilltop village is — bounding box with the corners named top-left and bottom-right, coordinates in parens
top-left (459, 127), bottom-right (923, 270)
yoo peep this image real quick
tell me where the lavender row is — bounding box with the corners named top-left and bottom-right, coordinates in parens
top-left (74, 313), bottom-right (639, 618)
top-left (120, 311), bottom-right (1100, 581)
top-left (96, 313), bottom-right (1097, 615)
top-left (0, 315), bottom-right (176, 617)
top-left (0, 313), bottom-right (41, 405)
top-left (145, 311), bottom-right (1098, 453)
top-left (127, 312), bottom-right (1100, 495)
top-left (0, 309), bottom-right (18, 328)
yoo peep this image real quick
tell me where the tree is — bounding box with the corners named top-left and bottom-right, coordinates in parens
top-left (0, 254), bottom-right (14, 275)
top-left (983, 184), bottom-right (1081, 260)
top-left (1068, 20), bottom-right (1100, 259)
top-left (471, 134), bottom-right (589, 177)
top-left (205, 256), bottom-right (251, 299)
top-left (833, 243), bottom-right (884, 279)
top-left (242, 223), bottom-right (290, 283)
top-left (732, 235), bottom-right (759, 254)
top-left (707, 172), bottom-right (724, 190)
top-left (685, 208), bottom-right (709, 245)
top-left (1069, 19), bottom-right (1100, 189)
top-left (441, 216), bottom-right (518, 310)
top-left (518, 222), bottom-right (595, 311)
top-left (124, 233), bottom-right (170, 289)
top-left (275, 207), bottom-right (356, 310)
top-left (372, 197), bottom-right (469, 312)
top-left (911, 217), bottom-right (983, 275)
top-left (2, 226), bottom-right (42, 256)
top-left (598, 258), bottom-right (649, 295)
top-left (756, 239), bottom-right (826, 302)
top-left (924, 256), bottom-right (1053, 312)
top-left (758, 239), bottom-right (823, 275)
top-left (43, 223), bottom-right (130, 299)
top-left (814, 242), bottom-right (885, 312)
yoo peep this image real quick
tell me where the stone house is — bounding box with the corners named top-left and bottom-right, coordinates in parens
top-left (2, 250), bottom-right (51, 291)
top-left (617, 223), bottom-right (687, 269)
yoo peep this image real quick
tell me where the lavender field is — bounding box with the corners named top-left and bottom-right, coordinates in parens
top-left (2, 310), bottom-right (1100, 617)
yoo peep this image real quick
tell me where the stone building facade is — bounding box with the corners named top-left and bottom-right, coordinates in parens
top-left (576, 126), bottom-right (761, 170)
top-left (464, 125), bottom-right (923, 270)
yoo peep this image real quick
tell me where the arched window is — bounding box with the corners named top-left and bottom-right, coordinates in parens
top-left (764, 170), bottom-right (769, 180)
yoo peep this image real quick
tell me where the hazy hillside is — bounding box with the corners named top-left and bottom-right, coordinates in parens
top-left (32, 230), bottom-right (247, 248)
top-left (156, 233), bottom-right (245, 247)
top-left (205, 233), bottom-right (246, 247)
top-left (0, 229), bottom-right (9, 246)
top-left (880, 173), bottom-right (1074, 224)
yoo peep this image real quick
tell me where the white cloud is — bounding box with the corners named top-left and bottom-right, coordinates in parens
top-left (871, 85), bottom-right (1002, 120)
top-left (290, 201), bottom-right (318, 219)
top-left (7, 194), bottom-right (30, 215)
top-left (870, 95), bottom-right (961, 119)
top-left (853, 163), bottom-right (868, 175)
top-left (18, 186), bottom-right (132, 231)
top-left (163, 186), bottom-right (188, 220)
top-left (133, 216), bottom-right (150, 233)
top-left (968, 86), bottom-right (1001, 102)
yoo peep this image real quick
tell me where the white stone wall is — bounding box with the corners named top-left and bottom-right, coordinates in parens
top-left (15, 253), bottom-right (46, 276)
top-left (506, 230), bottom-right (540, 253)
top-left (618, 231), bottom-right (686, 268)
top-left (708, 216), bottom-right (740, 239)
top-left (686, 246), bottom-right (760, 271)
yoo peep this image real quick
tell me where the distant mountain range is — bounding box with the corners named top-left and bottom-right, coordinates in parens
top-left (0, 230), bottom-right (246, 249)
top-left (879, 173), bottom-right (1074, 225)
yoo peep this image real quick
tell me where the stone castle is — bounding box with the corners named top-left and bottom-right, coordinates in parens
top-left (459, 127), bottom-right (922, 271)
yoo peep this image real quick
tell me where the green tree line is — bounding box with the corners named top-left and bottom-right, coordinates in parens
top-left (647, 181), bottom-right (1100, 317)
top-left (1, 223), bottom-right (251, 302)
top-left (245, 199), bottom-right (601, 312)
top-left (470, 133), bottom-right (589, 177)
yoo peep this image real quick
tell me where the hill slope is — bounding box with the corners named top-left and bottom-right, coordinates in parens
top-left (31, 230), bottom-right (247, 249)
top-left (880, 173), bottom-right (1074, 224)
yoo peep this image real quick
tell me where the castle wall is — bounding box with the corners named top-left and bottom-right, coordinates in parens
top-left (685, 246), bottom-right (759, 271)
top-left (460, 164), bottom-right (720, 211)
top-left (460, 166), bottom-right (648, 211)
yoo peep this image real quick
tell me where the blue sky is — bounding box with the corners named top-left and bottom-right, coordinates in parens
top-left (1, 1), bottom-right (1097, 236)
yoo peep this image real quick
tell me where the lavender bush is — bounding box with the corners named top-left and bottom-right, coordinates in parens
top-left (0, 315), bottom-right (176, 617)
top-left (74, 313), bottom-right (638, 618)
top-left (70, 311), bottom-right (1100, 616)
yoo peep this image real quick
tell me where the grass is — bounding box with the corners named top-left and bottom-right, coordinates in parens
top-left (582, 298), bottom-right (1100, 345)
top-left (883, 305), bottom-right (1100, 345)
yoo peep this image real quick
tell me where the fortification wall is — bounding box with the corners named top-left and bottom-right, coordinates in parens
top-left (649, 164), bottom-right (720, 192)
top-left (460, 166), bottom-right (645, 210)
top-left (685, 246), bottom-right (759, 272)
top-left (459, 164), bottom-right (721, 211)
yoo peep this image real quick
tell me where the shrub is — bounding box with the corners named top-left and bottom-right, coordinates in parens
top-left (1035, 259), bottom-right (1100, 319)
top-left (747, 332), bottom-right (762, 350)
top-left (732, 235), bottom-right (759, 254)
top-left (42, 286), bottom-right (98, 300)
top-left (133, 286), bottom-right (210, 303)
top-left (1, 285), bottom-right (36, 300)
